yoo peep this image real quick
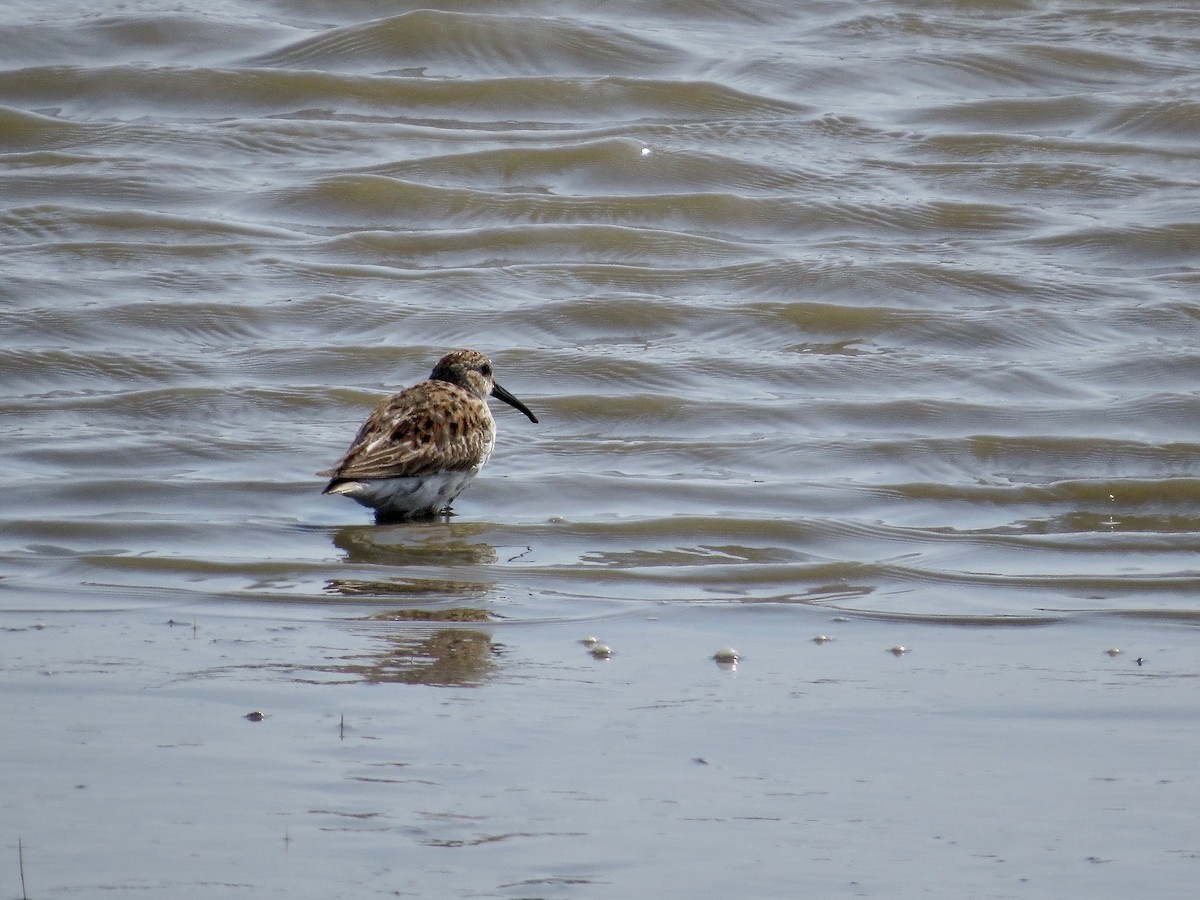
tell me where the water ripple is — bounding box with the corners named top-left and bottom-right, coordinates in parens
top-left (1, 0), bottom-right (1199, 624)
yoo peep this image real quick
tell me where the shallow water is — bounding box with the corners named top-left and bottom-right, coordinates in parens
top-left (4, 604), bottom-right (1197, 898)
top-left (2, 0), bottom-right (1199, 896)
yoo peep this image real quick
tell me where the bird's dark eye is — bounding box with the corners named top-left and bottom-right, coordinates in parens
top-left (480, 363), bottom-right (492, 377)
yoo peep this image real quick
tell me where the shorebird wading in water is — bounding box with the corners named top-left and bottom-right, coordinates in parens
top-left (318, 349), bottom-right (538, 521)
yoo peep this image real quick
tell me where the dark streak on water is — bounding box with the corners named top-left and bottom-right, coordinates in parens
top-left (2, 0), bottom-right (1199, 622)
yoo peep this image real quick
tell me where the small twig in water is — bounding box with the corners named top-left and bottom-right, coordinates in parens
top-left (19, 837), bottom-right (28, 900)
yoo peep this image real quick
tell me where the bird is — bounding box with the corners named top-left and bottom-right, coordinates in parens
top-left (318, 349), bottom-right (538, 521)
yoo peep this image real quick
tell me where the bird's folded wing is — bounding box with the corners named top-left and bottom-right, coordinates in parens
top-left (319, 385), bottom-right (491, 481)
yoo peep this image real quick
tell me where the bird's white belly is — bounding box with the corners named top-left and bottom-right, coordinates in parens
top-left (335, 469), bottom-right (480, 518)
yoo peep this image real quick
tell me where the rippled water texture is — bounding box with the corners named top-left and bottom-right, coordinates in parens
top-left (1, 0), bottom-right (1199, 896)
top-left (3, 0), bottom-right (1199, 619)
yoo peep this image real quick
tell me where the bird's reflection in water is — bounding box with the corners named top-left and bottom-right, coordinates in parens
top-left (336, 622), bottom-right (500, 687)
top-left (208, 611), bottom-right (502, 687)
top-left (279, 610), bottom-right (500, 686)
top-left (326, 522), bottom-right (498, 600)
top-left (331, 522), bottom-right (499, 567)
top-left (325, 576), bottom-right (492, 599)
top-left (314, 523), bottom-right (507, 684)
top-left (315, 524), bottom-right (506, 685)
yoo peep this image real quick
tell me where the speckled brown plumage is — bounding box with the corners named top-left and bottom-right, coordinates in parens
top-left (318, 349), bottom-right (538, 521)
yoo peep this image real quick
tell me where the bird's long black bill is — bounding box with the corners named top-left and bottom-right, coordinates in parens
top-left (492, 382), bottom-right (538, 423)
